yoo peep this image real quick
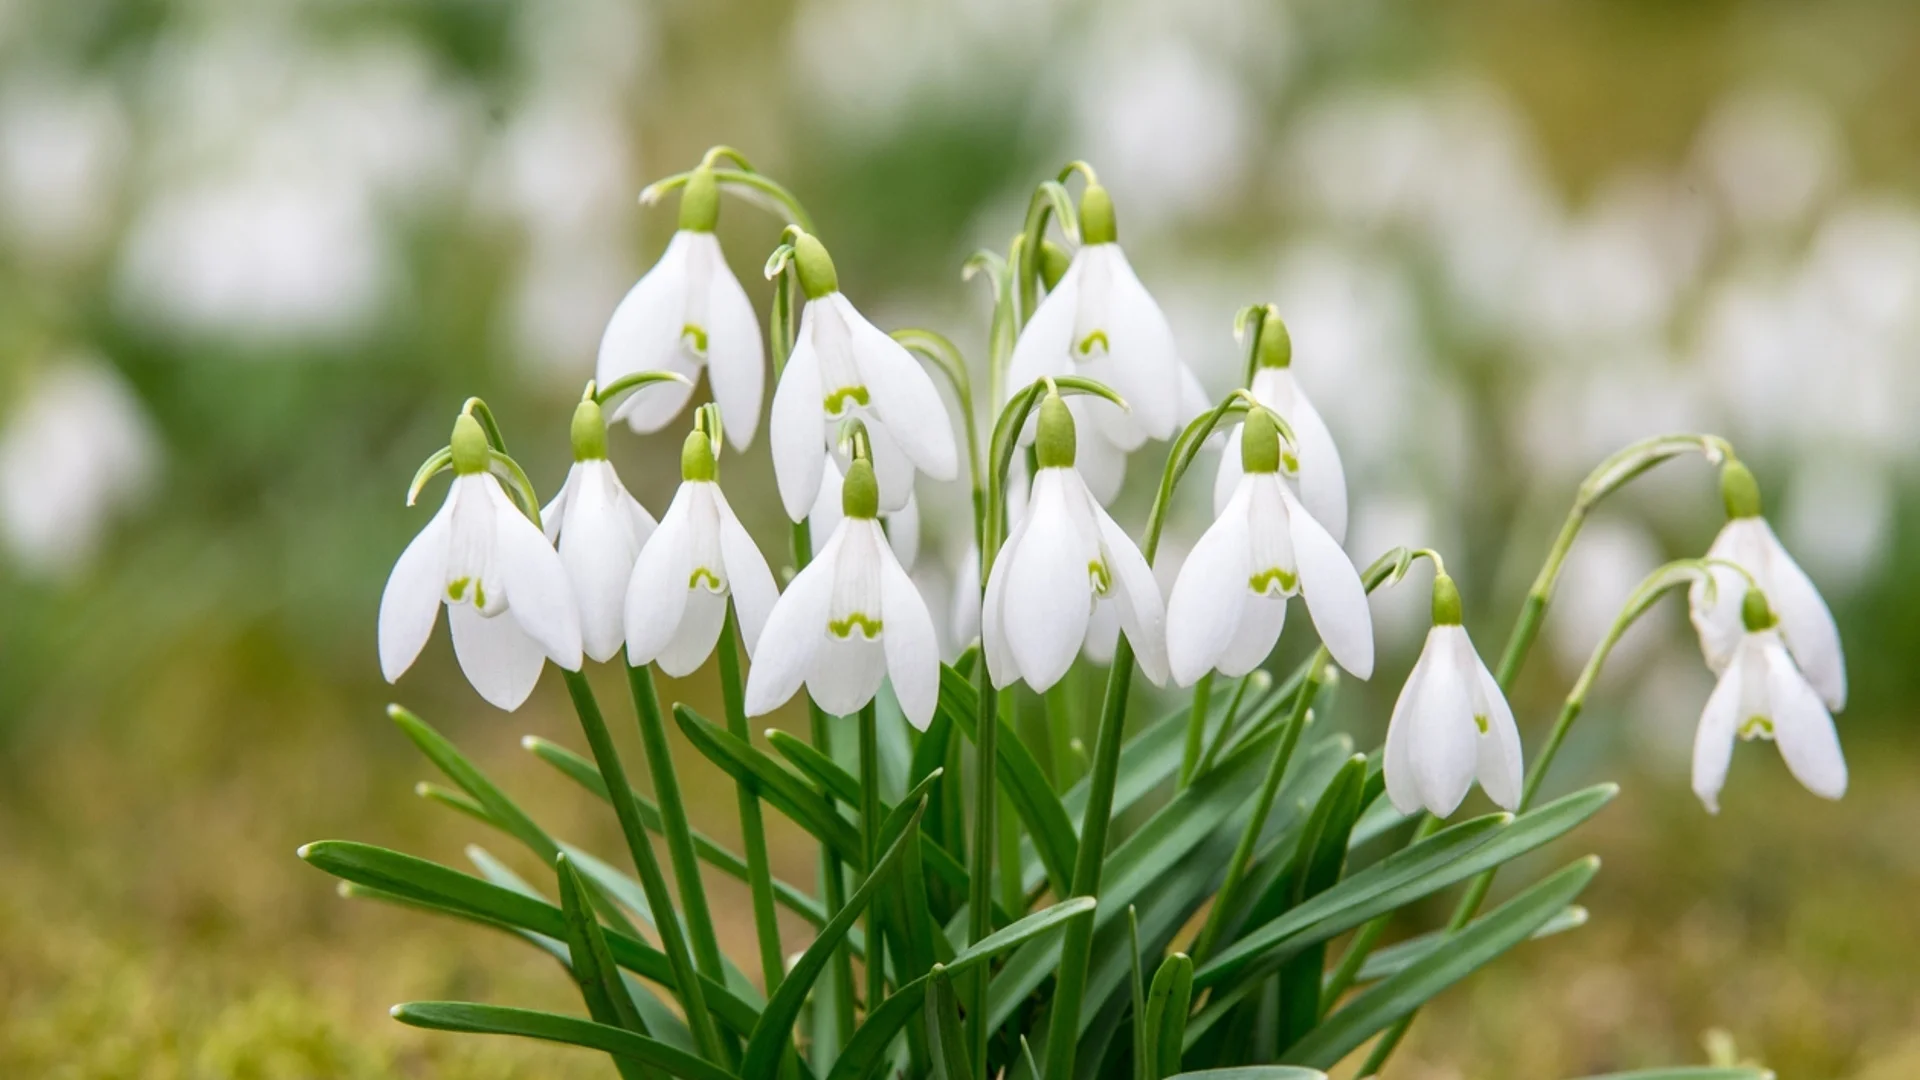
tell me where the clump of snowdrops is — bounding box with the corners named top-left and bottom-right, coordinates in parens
top-left (307, 147), bottom-right (1840, 1080)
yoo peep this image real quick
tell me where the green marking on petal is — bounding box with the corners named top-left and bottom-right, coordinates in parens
top-left (689, 567), bottom-right (724, 592)
top-left (1740, 715), bottom-right (1775, 740)
top-left (1474, 713), bottom-right (1490, 735)
top-left (473, 581), bottom-right (487, 610)
top-left (1088, 559), bottom-right (1113, 596)
top-left (1076, 330), bottom-right (1110, 357)
top-left (447, 577), bottom-right (470, 602)
top-left (1282, 450), bottom-right (1300, 474)
top-left (682, 323), bottom-right (709, 355)
top-left (829, 614), bottom-right (883, 639)
top-left (823, 385), bottom-right (870, 416)
top-left (1248, 567), bottom-right (1297, 596)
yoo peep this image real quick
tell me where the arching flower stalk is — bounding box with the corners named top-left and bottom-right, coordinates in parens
top-left (1212, 308), bottom-right (1349, 542)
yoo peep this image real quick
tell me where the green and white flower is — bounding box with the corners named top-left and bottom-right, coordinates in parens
top-left (379, 413), bottom-right (582, 711)
top-left (542, 396), bottom-right (657, 663)
top-left (745, 455), bottom-right (940, 727)
top-left (598, 167), bottom-right (764, 450)
top-left (1167, 408), bottom-right (1372, 685)
top-left (1692, 587), bottom-right (1847, 814)
top-left (623, 425), bottom-right (778, 677)
top-left (1212, 311), bottom-right (1349, 542)
top-left (1383, 573), bottom-right (1521, 817)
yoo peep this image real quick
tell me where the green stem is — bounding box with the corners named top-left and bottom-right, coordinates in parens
top-left (967, 642), bottom-right (1000, 1068)
top-left (1192, 651), bottom-right (1324, 962)
top-left (718, 608), bottom-right (784, 994)
top-left (1195, 672), bottom-right (1259, 777)
top-left (1177, 671), bottom-right (1216, 789)
top-left (561, 670), bottom-right (724, 1062)
top-left (624, 666), bottom-right (729, 989)
top-left (859, 701), bottom-right (884, 1019)
top-left (1319, 913), bottom-right (1389, 1010)
top-left (1045, 680), bottom-right (1076, 790)
top-left (998, 787), bottom-right (1025, 917)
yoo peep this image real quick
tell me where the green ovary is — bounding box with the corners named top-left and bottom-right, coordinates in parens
top-left (1248, 567), bottom-right (1297, 596)
top-left (1076, 330), bottom-right (1110, 357)
top-left (823, 385), bottom-right (870, 416)
top-left (681, 324), bottom-right (708, 355)
top-left (829, 614), bottom-right (883, 640)
top-left (688, 567), bottom-right (724, 592)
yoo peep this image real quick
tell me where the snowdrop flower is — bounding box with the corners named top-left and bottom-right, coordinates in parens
top-left (1167, 408), bottom-right (1373, 684)
top-left (770, 231), bottom-right (956, 520)
top-left (598, 167), bottom-right (763, 450)
top-left (1005, 179), bottom-right (1196, 504)
top-left (541, 394), bottom-right (656, 663)
top-left (745, 449), bottom-right (940, 727)
top-left (1692, 587), bottom-right (1846, 813)
top-left (1689, 460), bottom-right (1846, 710)
top-left (379, 412), bottom-right (582, 711)
top-left (1383, 573), bottom-right (1522, 817)
top-left (982, 393), bottom-right (1168, 693)
top-left (809, 455), bottom-right (919, 569)
top-left (625, 420), bottom-right (779, 677)
top-left (1213, 311), bottom-right (1349, 542)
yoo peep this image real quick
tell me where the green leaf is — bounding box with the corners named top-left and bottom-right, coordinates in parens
top-left (1348, 905), bottom-right (1588, 986)
top-left (924, 965), bottom-right (973, 1080)
top-left (1143, 954), bottom-right (1194, 1080)
top-left (936, 664), bottom-right (1078, 896)
top-left (391, 705), bottom-right (558, 861)
top-left (739, 799), bottom-right (925, 1080)
top-left (1561, 1071), bottom-right (1774, 1080)
top-left (1129, 908), bottom-right (1148, 1080)
top-left (767, 729), bottom-right (863, 805)
top-left (1284, 856), bottom-right (1601, 1067)
top-left (391, 1002), bottom-right (734, 1080)
top-left (556, 855), bottom-right (652, 1077)
top-left (1276, 755), bottom-right (1368, 1044)
top-left (672, 704), bottom-right (863, 864)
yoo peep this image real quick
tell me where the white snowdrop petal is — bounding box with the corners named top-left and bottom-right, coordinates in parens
top-left (699, 235), bottom-right (765, 451)
top-left (1689, 522), bottom-right (1763, 672)
top-left (557, 463), bottom-right (640, 663)
top-left (843, 294), bottom-right (956, 482)
top-left (1092, 491), bottom-right (1168, 687)
top-left (1004, 256), bottom-right (1080, 393)
top-left (1408, 637), bottom-right (1478, 817)
top-left (1463, 632), bottom-right (1523, 811)
top-left (745, 532), bottom-right (841, 716)
top-left (770, 309), bottom-right (826, 522)
top-left (1384, 632), bottom-right (1439, 815)
top-left (540, 467), bottom-right (575, 545)
top-left (1762, 639), bottom-right (1847, 801)
top-left (981, 517), bottom-right (1026, 690)
top-left (1003, 470), bottom-right (1094, 692)
top-left (1082, 598), bottom-right (1120, 666)
top-left (1073, 416), bottom-right (1129, 507)
top-left (1165, 484), bottom-right (1252, 686)
top-left (863, 417), bottom-right (918, 515)
top-left (488, 480), bottom-right (582, 670)
top-left (378, 496), bottom-right (453, 682)
top-left (449, 602), bottom-right (548, 711)
top-left (658, 587), bottom-right (727, 678)
top-left (1212, 423), bottom-right (1245, 518)
top-left (1287, 490), bottom-right (1373, 679)
top-left (713, 488), bottom-right (778, 656)
top-left (1284, 379), bottom-right (1349, 545)
top-left (597, 234), bottom-right (691, 432)
top-left (879, 553), bottom-right (940, 729)
top-left (1096, 246), bottom-right (1181, 440)
top-left (808, 633), bottom-right (888, 716)
top-left (1217, 594), bottom-right (1286, 678)
top-left (1691, 649), bottom-right (1745, 814)
top-left (625, 490), bottom-right (693, 665)
top-left (1755, 519), bottom-right (1848, 712)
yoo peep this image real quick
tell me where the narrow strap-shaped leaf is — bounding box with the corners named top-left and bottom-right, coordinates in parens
top-left (673, 704), bottom-right (863, 864)
top-left (557, 854), bottom-right (654, 1080)
top-left (924, 965), bottom-right (973, 1080)
top-left (767, 729), bottom-right (862, 805)
top-left (1277, 755), bottom-right (1368, 1042)
top-left (391, 705), bottom-right (558, 861)
top-left (1143, 954), bottom-right (1193, 1079)
top-left (936, 664), bottom-right (1077, 895)
top-left (739, 800), bottom-right (925, 1078)
top-left (415, 780), bottom-right (493, 825)
top-left (1347, 904), bottom-right (1587, 986)
top-left (1128, 908), bottom-right (1148, 1080)
top-left (300, 841), bottom-right (762, 1036)
top-left (526, 735), bottom-right (829, 927)
top-left (391, 1002), bottom-right (736, 1080)
top-left (1284, 856), bottom-right (1601, 1067)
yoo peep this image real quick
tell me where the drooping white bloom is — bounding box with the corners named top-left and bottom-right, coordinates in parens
top-left (1167, 410), bottom-right (1373, 684)
top-left (809, 456), bottom-right (919, 570)
top-left (1692, 588), bottom-right (1847, 814)
top-left (1383, 575), bottom-right (1522, 817)
top-left (598, 169), bottom-right (763, 450)
top-left (770, 233), bottom-right (957, 520)
top-left (745, 457), bottom-right (940, 728)
top-left (625, 427), bottom-right (779, 677)
top-left (982, 394), bottom-right (1168, 693)
top-left (542, 398), bottom-right (657, 663)
top-left (379, 414), bottom-right (582, 711)
top-left (1689, 461), bottom-right (1845, 711)
top-left (1212, 314), bottom-right (1348, 542)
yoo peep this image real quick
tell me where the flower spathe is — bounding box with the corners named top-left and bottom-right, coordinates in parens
top-left (598, 169), bottom-right (763, 450)
top-left (982, 394), bottom-right (1168, 693)
top-left (1167, 409), bottom-right (1373, 685)
top-left (1693, 588), bottom-right (1847, 813)
top-left (1212, 315), bottom-right (1348, 543)
top-left (1383, 575), bottom-right (1522, 818)
top-left (379, 414), bottom-right (582, 711)
top-left (744, 457), bottom-right (940, 728)
top-left (624, 428), bottom-right (779, 677)
top-left (1689, 461), bottom-right (1845, 711)
top-left (769, 233), bottom-right (957, 521)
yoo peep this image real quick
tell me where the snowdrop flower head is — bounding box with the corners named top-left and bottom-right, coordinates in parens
top-left (809, 454), bottom-right (919, 570)
top-left (625, 415), bottom-right (779, 677)
top-left (744, 443), bottom-right (940, 727)
top-left (598, 166), bottom-right (764, 450)
top-left (1383, 572), bottom-right (1522, 817)
top-left (379, 411), bottom-right (583, 711)
top-left (542, 392), bottom-right (658, 663)
top-left (1692, 586), bottom-right (1847, 813)
top-left (1213, 310), bottom-right (1350, 542)
top-left (982, 392), bottom-right (1168, 693)
top-left (1689, 459), bottom-right (1846, 711)
top-left (1169, 407), bottom-right (1373, 685)
top-left (770, 230), bottom-right (957, 520)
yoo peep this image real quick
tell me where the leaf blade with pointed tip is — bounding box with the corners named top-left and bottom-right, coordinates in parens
top-left (391, 1002), bottom-right (734, 1080)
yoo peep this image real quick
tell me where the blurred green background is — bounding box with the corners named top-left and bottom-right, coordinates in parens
top-left (2, 0), bottom-right (1917, 1076)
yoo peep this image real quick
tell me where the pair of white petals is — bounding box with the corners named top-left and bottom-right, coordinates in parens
top-left (379, 474), bottom-right (583, 711)
top-left (624, 478), bottom-right (778, 678)
top-left (1689, 517), bottom-right (1846, 712)
top-left (771, 293), bottom-right (957, 522)
top-left (598, 230), bottom-right (763, 451)
top-left (983, 466), bottom-right (1167, 693)
top-left (1213, 366), bottom-right (1349, 544)
top-left (1384, 624), bottom-right (1523, 818)
top-left (744, 516), bottom-right (940, 728)
top-left (1166, 471), bottom-right (1373, 687)
top-left (1692, 628), bottom-right (1846, 814)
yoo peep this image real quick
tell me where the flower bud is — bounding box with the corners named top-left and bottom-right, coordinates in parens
top-left (1256, 310), bottom-right (1293, 369)
top-left (1079, 183), bottom-right (1116, 245)
top-left (1721, 459), bottom-right (1762, 520)
top-left (1241, 408), bottom-right (1281, 474)
top-left (842, 457), bottom-right (879, 520)
top-left (679, 165), bottom-right (720, 233)
top-left (1741, 586), bottom-right (1777, 632)
top-left (1431, 572), bottom-right (1463, 626)
top-left (570, 398), bottom-right (608, 461)
top-left (681, 429), bottom-right (716, 482)
top-left (450, 413), bottom-right (490, 475)
top-left (794, 232), bottom-right (839, 299)
top-left (1035, 392), bottom-right (1076, 468)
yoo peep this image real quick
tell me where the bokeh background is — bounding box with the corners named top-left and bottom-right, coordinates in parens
top-left (2, 0), bottom-right (1917, 1076)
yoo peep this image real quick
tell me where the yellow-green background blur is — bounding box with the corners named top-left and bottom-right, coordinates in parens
top-left (1, 1), bottom-right (1916, 1077)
